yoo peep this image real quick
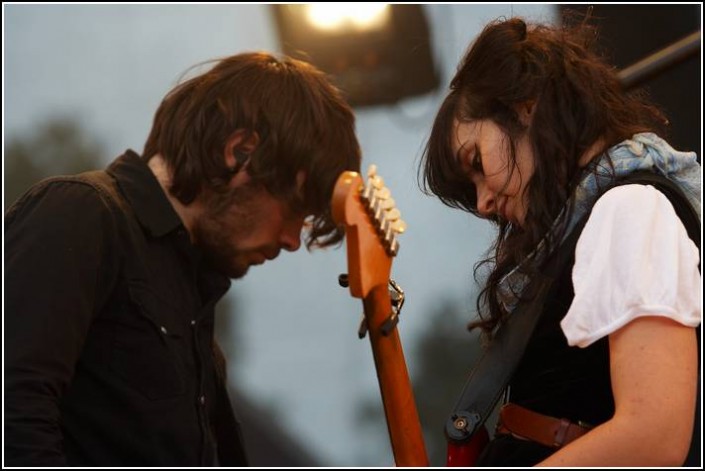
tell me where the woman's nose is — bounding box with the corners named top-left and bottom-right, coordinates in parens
top-left (475, 184), bottom-right (496, 218)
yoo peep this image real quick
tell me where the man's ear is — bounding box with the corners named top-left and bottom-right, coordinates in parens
top-left (224, 129), bottom-right (260, 175)
top-left (517, 101), bottom-right (536, 127)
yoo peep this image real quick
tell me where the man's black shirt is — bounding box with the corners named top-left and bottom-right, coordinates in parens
top-left (5, 150), bottom-right (248, 466)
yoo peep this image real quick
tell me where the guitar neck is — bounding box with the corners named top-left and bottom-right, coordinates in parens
top-left (331, 168), bottom-right (427, 465)
top-left (363, 285), bottom-right (429, 467)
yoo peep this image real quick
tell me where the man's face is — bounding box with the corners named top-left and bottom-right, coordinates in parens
top-left (192, 174), bottom-right (307, 279)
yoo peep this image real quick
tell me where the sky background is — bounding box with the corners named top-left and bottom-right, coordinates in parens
top-left (4, 3), bottom-right (556, 465)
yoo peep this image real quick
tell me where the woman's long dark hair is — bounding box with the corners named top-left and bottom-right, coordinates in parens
top-left (144, 52), bottom-right (361, 248)
top-left (421, 17), bottom-right (666, 337)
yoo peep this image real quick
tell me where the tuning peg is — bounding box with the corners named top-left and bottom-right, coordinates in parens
top-left (385, 208), bottom-right (401, 221)
top-left (376, 187), bottom-right (391, 200)
top-left (367, 164), bottom-right (378, 178)
top-left (371, 175), bottom-right (385, 190)
top-left (392, 219), bottom-right (407, 234)
top-left (358, 315), bottom-right (368, 339)
top-left (380, 197), bottom-right (395, 209)
top-left (389, 238), bottom-right (400, 256)
top-left (338, 273), bottom-right (349, 288)
top-left (362, 181), bottom-right (375, 202)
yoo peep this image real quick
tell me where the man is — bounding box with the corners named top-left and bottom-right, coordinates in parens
top-left (5, 52), bottom-right (361, 466)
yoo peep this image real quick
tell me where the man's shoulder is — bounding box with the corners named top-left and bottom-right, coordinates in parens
top-left (53, 169), bottom-right (118, 196)
top-left (5, 170), bottom-right (126, 225)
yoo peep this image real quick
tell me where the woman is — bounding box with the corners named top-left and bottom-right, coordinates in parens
top-left (421, 17), bottom-right (701, 466)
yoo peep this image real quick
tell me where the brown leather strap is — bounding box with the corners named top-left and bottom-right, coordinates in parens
top-left (496, 403), bottom-right (592, 448)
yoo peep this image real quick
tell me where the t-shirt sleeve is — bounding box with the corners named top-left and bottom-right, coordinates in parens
top-left (561, 184), bottom-right (701, 348)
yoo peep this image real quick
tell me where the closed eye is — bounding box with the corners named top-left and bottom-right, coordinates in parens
top-left (469, 145), bottom-right (484, 174)
top-left (456, 142), bottom-right (483, 176)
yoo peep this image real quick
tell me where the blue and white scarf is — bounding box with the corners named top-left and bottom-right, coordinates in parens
top-left (498, 132), bottom-right (702, 313)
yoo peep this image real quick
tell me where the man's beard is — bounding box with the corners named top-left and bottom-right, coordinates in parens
top-left (191, 183), bottom-right (259, 279)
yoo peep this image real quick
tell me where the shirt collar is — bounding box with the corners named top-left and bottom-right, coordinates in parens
top-left (107, 149), bottom-right (184, 238)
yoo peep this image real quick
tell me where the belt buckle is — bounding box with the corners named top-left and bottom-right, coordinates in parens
top-left (553, 418), bottom-right (571, 447)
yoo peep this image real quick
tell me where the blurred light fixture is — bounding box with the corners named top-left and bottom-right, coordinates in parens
top-left (271, 4), bottom-right (439, 107)
top-left (306, 4), bottom-right (390, 31)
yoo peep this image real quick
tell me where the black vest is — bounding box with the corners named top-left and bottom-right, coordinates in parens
top-left (477, 172), bottom-right (701, 466)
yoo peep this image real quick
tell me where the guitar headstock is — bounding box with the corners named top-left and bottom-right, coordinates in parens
top-left (332, 165), bottom-right (407, 299)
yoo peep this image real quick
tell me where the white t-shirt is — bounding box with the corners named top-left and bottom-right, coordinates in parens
top-left (561, 184), bottom-right (702, 348)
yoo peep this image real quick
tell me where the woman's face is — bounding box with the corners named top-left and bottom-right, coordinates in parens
top-left (451, 118), bottom-right (535, 226)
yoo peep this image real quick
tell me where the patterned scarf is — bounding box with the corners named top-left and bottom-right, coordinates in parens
top-left (497, 132), bottom-right (702, 313)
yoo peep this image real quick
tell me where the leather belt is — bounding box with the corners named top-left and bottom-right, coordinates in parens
top-left (496, 403), bottom-right (592, 448)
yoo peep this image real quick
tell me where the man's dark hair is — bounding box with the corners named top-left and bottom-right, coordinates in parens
top-left (144, 52), bottom-right (361, 248)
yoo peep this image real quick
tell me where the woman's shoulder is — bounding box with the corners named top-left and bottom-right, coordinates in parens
top-left (593, 182), bottom-right (673, 215)
top-left (608, 132), bottom-right (697, 163)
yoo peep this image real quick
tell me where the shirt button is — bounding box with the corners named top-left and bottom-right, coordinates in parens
top-left (160, 326), bottom-right (168, 334)
top-left (199, 395), bottom-right (206, 406)
top-left (191, 320), bottom-right (196, 327)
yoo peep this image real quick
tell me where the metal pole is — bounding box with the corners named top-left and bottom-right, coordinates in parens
top-left (618, 30), bottom-right (701, 90)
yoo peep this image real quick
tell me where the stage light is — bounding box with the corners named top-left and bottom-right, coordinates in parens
top-left (306, 4), bottom-right (390, 32)
top-left (271, 4), bottom-right (439, 107)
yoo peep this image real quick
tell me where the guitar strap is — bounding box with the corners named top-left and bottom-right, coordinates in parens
top-left (445, 224), bottom-right (579, 442)
top-left (445, 171), bottom-right (701, 448)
